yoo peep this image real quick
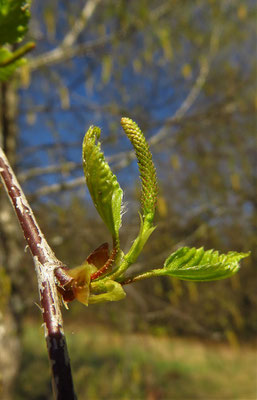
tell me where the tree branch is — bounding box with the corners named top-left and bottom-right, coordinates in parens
top-left (62, 0), bottom-right (102, 48)
top-left (28, 1), bottom-right (171, 71)
top-left (29, 0), bottom-right (103, 71)
top-left (0, 147), bottom-right (76, 400)
top-left (29, 34), bottom-right (113, 71)
top-left (20, 27), bottom-right (220, 199)
top-left (21, 53), bottom-right (213, 193)
top-left (18, 161), bottom-right (81, 183)
top-left (150, 26), bottom-right (220, 146)
top-left (30, 176), bottom-right (86, 198)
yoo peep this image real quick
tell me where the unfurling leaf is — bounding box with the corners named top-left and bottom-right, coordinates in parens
top-left (148, 247), bottom-right (250, 281)
top-left (89, 279), bottom-right (126, 304)
top-left (63, 265), bottom-right (126, 306)
top-left (83, 126), bottom-right (123, 244)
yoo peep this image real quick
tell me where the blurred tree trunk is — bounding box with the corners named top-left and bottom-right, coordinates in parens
top-left (0, 81), bottom-right (22, 400)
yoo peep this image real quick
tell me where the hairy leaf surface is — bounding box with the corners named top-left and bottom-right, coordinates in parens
top-left (83, 126), bottom-right (123, 243)
top-left (121, 117), bottom-right (158, 222)
top-left (151, 247), bottom-right (249, 281)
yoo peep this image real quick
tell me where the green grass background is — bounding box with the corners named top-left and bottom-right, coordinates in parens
top-left (15, 320), bottom-right (256, 400)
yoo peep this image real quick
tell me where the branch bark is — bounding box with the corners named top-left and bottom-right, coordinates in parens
top-left (0, 147), bottom-right (76, 399)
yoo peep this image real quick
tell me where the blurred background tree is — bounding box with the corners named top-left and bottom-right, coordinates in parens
top-left (0, 0), bottom-right (256, 398)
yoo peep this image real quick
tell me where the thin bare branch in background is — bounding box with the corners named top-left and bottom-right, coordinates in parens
top-left (29, 0), bottom-right (103, 70)
top-left (62, 0), bottom-right (102, 48)
top-left (20, 27), bottom-right (220, 198)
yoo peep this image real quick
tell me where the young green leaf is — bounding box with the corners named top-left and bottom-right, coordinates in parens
top-left (89, 279), bottom-right (126, 304)
top-left (83, 126), bottom-right (123, 245)
top-left (151, 247), bottom-right (250, 281)
top-left (0, 0), bottom-right (31, 45)
top-left (121, 117), bottom-right (158, 223)
top-left (62, 263), bottom-right (126, 305)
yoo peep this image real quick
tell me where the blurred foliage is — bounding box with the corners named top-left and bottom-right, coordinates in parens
top-left (0, 266), bottom-right (11, 310)
top-left (15, 322), bottom-right (257, 399)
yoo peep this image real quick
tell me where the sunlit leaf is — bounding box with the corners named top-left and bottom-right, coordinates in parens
top-left (83, 126), bottom-right (123, 243)
top-left (89, 279), bottom-right (126, 304)
top-left (149, 247), bottom-right (250, 281)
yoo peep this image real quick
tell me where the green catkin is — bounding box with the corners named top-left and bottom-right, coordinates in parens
top-left (121, 117), bottom-right (158, 218)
